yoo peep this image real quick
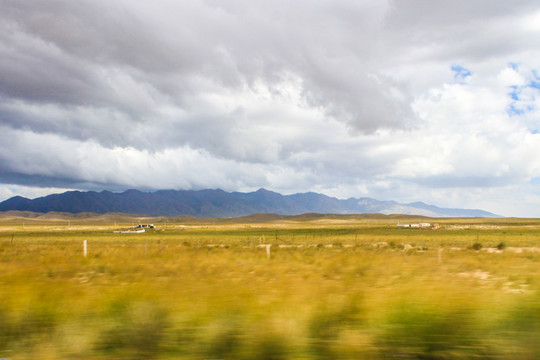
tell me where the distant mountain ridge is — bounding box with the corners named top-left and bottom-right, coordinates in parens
top-left (0, 188), bottom-right (499, 217)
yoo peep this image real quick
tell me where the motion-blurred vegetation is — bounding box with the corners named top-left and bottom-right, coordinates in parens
top-left (1, 213), bottom-right (540, 358)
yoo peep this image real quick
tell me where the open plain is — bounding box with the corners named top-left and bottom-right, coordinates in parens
top-left (1, 212), bottom-right (540, 359)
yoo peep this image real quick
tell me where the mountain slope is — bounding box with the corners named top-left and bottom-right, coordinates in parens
top-left (0, 188), bottom-right (500, 217)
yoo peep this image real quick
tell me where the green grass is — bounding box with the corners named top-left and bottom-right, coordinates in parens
top-left (1, 215), bottom-right (540, 358)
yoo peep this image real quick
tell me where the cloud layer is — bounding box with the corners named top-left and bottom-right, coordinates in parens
top-left (1, 0), bottom-right (540, 216)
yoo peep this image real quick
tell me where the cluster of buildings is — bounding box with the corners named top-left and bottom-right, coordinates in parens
top-left (135, 224), bottom-right (156, 229)
top-left (113, 224), bottom-right (156, 234)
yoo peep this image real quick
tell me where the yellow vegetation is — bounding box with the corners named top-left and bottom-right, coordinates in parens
top-left (1, 214), bottom-right (540, 358)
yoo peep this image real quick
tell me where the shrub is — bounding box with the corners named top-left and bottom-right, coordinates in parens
top-left (203, 315), bottom-right (245, 360)
top-left (472, 242), bottom-right (483, 250)
top-left (308, 300), bottom-right (363, 359)
top-left (250, 331), bottom-right (290, 360)
top-left (377, 304), bottom-right (484, 358)
top-left (95, 300), bottom-right (169, 358)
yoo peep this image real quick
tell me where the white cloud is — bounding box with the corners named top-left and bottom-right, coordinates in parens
top-left (1, 0), bottom-right (540, 216)
top-left (498, 67), bottom-right (526, 87)
top-left (0, 185), bottom-right (75, 203)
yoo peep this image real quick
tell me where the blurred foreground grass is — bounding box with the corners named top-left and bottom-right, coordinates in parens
top-left (1, 215), bottom-right (540, 358)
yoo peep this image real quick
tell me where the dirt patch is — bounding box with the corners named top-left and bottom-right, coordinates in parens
top-left (458, 269), bottom-right (529, 294)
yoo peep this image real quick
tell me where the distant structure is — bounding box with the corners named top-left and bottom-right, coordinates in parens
top-left (397, 222), bottom-right (439, 229)
top-left (113, 224), bottom-right (156, 234)
top-left (113, 229), bottom-right (146, 234)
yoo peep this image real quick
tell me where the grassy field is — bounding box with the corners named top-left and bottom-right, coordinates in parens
top-left (1, 212), bottom-right (540, 359)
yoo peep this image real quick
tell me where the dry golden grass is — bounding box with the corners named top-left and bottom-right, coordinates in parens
top-left (1, 213), bottom-right (540, 358)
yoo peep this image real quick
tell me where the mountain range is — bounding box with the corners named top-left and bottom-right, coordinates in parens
top-left (0, 188), bottom-right (499, 217)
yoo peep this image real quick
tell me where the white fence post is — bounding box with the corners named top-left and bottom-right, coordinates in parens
top-left (83, 240), bottom-right (87, 257)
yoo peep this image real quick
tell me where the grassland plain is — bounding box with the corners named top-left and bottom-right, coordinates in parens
top-left (1, 213), bottom-right (540, 359)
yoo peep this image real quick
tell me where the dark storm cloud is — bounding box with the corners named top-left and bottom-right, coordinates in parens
top-left (0, 0), bottom-right (413, 143)
top-left (0, 171), bottom-right (131, 192)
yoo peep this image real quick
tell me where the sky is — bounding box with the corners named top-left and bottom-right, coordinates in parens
top-left (1, 0), bottom-right (540, 217)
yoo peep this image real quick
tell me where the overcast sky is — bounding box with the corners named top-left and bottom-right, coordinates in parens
top-left (1, 0), bottom-right (540, 216)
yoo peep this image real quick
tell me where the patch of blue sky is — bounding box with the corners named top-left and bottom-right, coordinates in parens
top-left (530, 177), bottom-right (540, 185)
top-left (506, 68), bottom-right (538, 117)
top-left (529, 80), bottom-right (540, 90)
top-left (509, 85), bottom-right (520, 101)
top-left (451, 64), bottom-right (472, 81)
top-left (509, 62), bottom-right (520, 71)
top-left (507, 103), bottom-right (525, 117)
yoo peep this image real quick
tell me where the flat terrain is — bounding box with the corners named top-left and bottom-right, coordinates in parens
top-left (1, 212), bottom-right (540, 359)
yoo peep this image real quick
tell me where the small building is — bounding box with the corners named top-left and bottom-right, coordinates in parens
top-left (397, 222), bottom-right (420, 228)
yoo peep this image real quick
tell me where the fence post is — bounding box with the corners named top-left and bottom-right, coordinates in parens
top-left (83, 240), bottom-right (87, 257)
top-left (266, 244), bottom-right (271, 259)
